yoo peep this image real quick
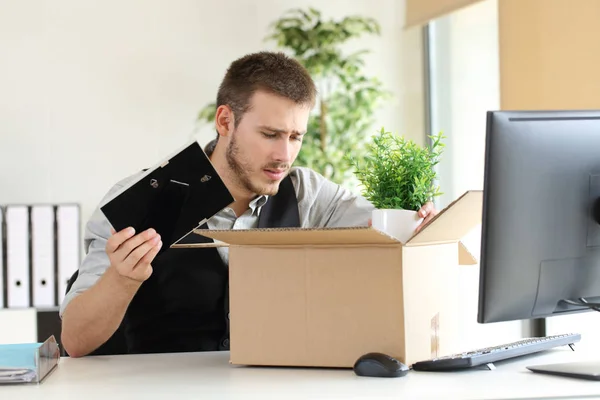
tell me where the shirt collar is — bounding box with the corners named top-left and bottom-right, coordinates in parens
top-left (249, 195), bottom-right (269, 216)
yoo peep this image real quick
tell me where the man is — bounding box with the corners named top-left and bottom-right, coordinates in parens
top-left (60, 51), bottom-right (437, 357)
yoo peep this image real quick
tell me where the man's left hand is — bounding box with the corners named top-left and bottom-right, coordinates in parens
top-left (415, 202), bottom-right (438, 233)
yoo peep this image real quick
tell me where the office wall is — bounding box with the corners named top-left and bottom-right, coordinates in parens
top-left (0, 0), bottom-right (425, 343)
top-left (497, 0), bottom-right (600, 341)
top-left (428, 0), bottom-right (528, 349)
top-left (0, 0), bottom-right (426, 247)
top-left (430, 0), bottom-right (600, 346)
top-left (429, 1), bottom-right (497, 209)
top-left (405, 0), bottom-right (484, 27)
top-left (0, 0), bottom-right (424, 232)
top-left (499, 0), bottom-right (600, 110)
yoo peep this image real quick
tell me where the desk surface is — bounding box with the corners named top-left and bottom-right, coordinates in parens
top-left (5, 342), bottom-right (600, 400)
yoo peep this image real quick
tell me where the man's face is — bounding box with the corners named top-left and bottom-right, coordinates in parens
top-left (224, 91), bottom-right (310, 196)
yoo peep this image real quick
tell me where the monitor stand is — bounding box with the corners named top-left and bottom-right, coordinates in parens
top-left (527, 361), bottom-right (600, 381)
top-left (528, 296), bottom-right (600, 381)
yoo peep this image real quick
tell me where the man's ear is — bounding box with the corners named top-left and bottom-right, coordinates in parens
top-left (215, 105), bottom-right (234, 138)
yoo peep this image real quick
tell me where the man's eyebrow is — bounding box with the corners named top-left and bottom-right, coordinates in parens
top-left (259, 125), bottom-right (306, 135)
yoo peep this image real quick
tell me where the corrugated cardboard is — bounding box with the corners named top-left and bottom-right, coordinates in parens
top-left (189, 190), bottom-right (482, 368)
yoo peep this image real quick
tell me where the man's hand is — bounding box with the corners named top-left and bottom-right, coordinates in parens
top-left (415, 202), bottom-right (439, 233)
top-left (61, 226), bottom-right (162, 358)
top-left (106, 227), bottom-right (162, 283)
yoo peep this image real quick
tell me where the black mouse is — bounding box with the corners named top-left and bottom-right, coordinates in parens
top-left (353, 352), bottom-right (410, 378)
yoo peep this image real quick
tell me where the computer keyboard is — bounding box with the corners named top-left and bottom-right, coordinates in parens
top-left (411, 333), bottom-right (581, 371)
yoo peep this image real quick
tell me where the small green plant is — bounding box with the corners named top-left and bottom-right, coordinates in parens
top-left (348, 128), bottom-right (445, 211)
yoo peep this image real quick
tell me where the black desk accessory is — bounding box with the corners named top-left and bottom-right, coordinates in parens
top-left (100, 141), bottom-right (234, 252)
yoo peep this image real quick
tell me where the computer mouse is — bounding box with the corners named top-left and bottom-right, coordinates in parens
top-left (353, 352), bottom-right (410, 378)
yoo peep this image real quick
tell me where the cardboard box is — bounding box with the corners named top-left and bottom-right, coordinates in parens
top-left (193, 190), bottom-right (482, 368)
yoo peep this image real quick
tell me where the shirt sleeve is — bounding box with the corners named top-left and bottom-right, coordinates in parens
top-left (291, 167), bottom-right (375, 228)
top-left (59, 174), bottom-right (139, 318)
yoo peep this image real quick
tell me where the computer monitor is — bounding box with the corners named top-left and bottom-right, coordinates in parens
top-left (478, 110), bottom-right (600, 324)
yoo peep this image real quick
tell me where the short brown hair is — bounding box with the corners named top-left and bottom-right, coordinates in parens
top-left (216, 51), bottom-right (317, 129)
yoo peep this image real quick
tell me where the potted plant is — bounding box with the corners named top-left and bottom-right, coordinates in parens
top-left (348, 128), bottom-right (445, 242)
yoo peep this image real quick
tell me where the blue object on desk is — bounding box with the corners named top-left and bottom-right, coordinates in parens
top-left (0, 336), bottom-right (60, 383)
top-left (0, 343), bottom-right (43, 370)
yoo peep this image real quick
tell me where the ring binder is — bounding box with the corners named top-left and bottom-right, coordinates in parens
top-left (56, 204), bottom-right (80, 305)
top-left (6, 205), bottom-right (30, 309)
top-left (31, 205), bottom-right (55, 308)
top-left (0, 203), bottom-right (81, 309)
top-left (1, 206), bottom-right (6, 309)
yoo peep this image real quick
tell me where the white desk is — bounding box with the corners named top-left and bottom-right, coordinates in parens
top-left (5, 342), bottom-right (600, 400)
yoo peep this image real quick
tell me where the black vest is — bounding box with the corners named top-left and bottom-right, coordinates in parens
top-left (121, 175), bottom-right (300, 354)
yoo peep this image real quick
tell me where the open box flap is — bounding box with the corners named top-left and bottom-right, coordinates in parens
top-left (458, 241), bottom-right (478, 265)
top-left (405, 190), bottom-right (483, 246)
top-left (193, 226), bottom-right (401, 246)
top-left (193, 226), bottom-right (478, 265)
top-left (170, 241), bottom-right (228, 249)
top-left (190, 190), bottom-right (482, 265)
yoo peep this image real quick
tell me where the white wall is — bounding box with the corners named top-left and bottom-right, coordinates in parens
top-left (0, 0), bottom-right (424, 233)
top-left (429, 0), bottom-right (497, 209)
top-left (0, 0), bottom-right (425, 342)
top-left (428, 0), bottom-right (529, 350)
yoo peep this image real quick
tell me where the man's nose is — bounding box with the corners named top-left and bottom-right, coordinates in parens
top-left (273, 138), bottom-right (292, 163)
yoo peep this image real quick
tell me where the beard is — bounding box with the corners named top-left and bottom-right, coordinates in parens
top-left (225, 133), bottom-right (290, 196)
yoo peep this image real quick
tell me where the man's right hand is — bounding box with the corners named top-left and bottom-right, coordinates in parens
top-left (106, 227), bottom-right (162, 282)
top-left (61, 226), bottom-right (162, 357)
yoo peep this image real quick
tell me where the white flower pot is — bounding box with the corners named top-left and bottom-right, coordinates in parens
top-left (371, 209), bottom-right (424, 243)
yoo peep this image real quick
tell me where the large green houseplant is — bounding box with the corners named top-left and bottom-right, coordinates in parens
top-left (349, 128), bottom-right (445, 242)
top-left (197, 8), bottom-right (390, 187)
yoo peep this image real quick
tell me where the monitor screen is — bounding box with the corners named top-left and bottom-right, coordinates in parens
top-left (478, 110), bottom-right (600, 324)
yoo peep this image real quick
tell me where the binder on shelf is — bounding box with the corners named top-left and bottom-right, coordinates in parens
top-left (31, 205), bottom-right (55, 308)
top-left (5, 205), bottom-right (30, 309)
top-left (0, 206), bottom-right (5, 309)
top-left (56, 204), bottom-right (80, 304)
